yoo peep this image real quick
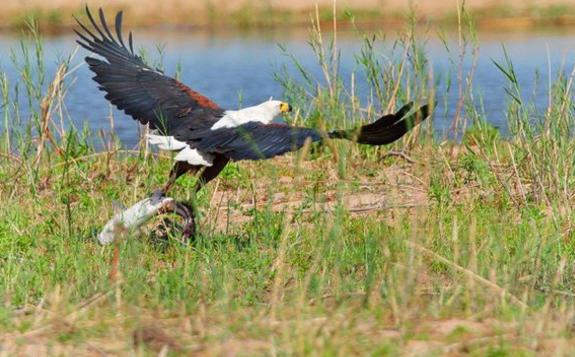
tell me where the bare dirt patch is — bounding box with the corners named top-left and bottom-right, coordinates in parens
top-left (202, 158), bottom-right (429, 231)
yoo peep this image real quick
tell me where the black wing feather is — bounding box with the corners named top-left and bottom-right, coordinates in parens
top-left (76, 6), bottom-right (223, 133)
top-left (114, 12), bottom-right (126, 49)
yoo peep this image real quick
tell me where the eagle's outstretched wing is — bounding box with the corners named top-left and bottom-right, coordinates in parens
top-left (183, 103), bottom-right (430, 161)
top-left (75, 7), bottom-right (223, 134)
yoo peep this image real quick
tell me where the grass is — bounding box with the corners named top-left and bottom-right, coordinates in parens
top-left (2, 5), bottom-right (575, 355)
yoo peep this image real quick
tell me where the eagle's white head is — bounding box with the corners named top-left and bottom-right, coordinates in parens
top-left (256, 99), bottom-right (292, 119)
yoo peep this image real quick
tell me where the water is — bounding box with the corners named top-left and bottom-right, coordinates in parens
top-left (1, 26), bottom-right (575, 147)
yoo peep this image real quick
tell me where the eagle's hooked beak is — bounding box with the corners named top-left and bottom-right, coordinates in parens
top-left (280, 102), bottom-right (292, 113)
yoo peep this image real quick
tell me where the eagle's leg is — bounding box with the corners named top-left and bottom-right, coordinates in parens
top-left (194, 155), bottom-right (230, 192)
top-left (151, 161), bottom-right (201, 204)
top-left (151, 161), bottom-right (200, 243)
top-left (155, 155), bottom-right (229, 242)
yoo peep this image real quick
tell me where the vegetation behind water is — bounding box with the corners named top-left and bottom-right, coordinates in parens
top-left (2, 0), bottom-right (575, 32)
top-left (2, 4), bottom-right (575, 355)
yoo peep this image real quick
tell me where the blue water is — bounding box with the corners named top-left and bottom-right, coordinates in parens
top-left (1, 27), bottom-right (575, 147)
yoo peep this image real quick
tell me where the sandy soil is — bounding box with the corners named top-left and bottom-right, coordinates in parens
top-left (195, 156), bottom-right (429, 233)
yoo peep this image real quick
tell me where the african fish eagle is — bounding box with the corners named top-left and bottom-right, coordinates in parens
top-left (75, 7), bottom-right (430, 241)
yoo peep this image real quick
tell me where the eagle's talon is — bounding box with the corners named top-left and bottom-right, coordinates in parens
top-left (150, 189), bottom-right (166, 205)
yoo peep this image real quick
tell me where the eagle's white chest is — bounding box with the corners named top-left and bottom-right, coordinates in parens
top-left (210, 107), bottom-right (275, 130)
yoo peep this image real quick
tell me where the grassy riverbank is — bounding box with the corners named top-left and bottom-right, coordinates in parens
top-left (2, 6), bottom-right (575, 355)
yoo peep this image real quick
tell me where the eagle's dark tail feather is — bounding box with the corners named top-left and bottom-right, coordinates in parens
top-left (329, 103), bottom-right (430, 145)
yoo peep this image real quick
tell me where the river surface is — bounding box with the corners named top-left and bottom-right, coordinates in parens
top-left (1, 26), bottom-right (574, 147)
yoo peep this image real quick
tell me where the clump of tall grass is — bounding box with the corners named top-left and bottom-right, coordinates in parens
top-left (275, 0), bottom-right (575, 311)
top-left (0, 21), bottom-right (87, 164)
top-left (492, 46), bottom-right (575, 212)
